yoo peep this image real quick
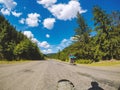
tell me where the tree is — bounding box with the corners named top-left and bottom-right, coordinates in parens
top-left (0, 15), bottom-right (44, 60)
top-left (110, 11), bottom-right (120, 59)
top-left (48, 7), bottom-right (120, 62)
top-left (14, 39), bottom-right (44, 60)
top-left (93, 6), bottom-right (113, 60)
top-left (73, 13), bottom-right (92, 59)
top-left (111, 11), bottom-right (120, 26)
top-left (75, 13), bottom-right (91, 43)
top-left (57, 49), bottom-right (61, 59)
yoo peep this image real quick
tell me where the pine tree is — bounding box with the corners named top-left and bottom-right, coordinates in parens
top-left (0, 15), bottom-right (44, 60)
top-left (93, 6), bottom-right (113, 60)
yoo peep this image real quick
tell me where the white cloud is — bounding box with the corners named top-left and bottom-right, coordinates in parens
top-left (38, 0), bottom-right (87, 21)
top-left (70, 36), bottom-right (78, 41)
top-left (23, 31), bottom-right (39, 43)
top-left (19, 13), bottom-right (40, 27)
top-left (32, 37), bottom-right (74, 54)
top-left (25, 13), bottom-right (40, 27)
top-left (12, 11), bottom-right (22, 17)
top-left (0, 0), bottom-right (17, 16)
top-left (60, 38), bottom-right (72, 47)
top-left (37, 0), bottom-right (57, 7)
top-left (19, 18), bottom-right (25, 24)
top-left (0, 8), bottom-right (10, 15)
top-left (61, 39), bottom-right (68, 43)
top-left (31, 38), bottom-right (39, 43)
top-left (22, 31), bottom-right (53, 54)
top-left (23, 31), bottom-right (34, 39)
top-left (47, 37), bottom-right (73, 53)
top-left (38, 41), bottom-right (50, 48)
top-left (0, 0), bottom-right (17, 10)
top-left (56, 46), bottom-right (61, 50)
top-left (46, 34), bottom-right (50, 38)
top-left (43, 18), bottom-right (56, 29)
top-left (48, 0), bottom-right (87, 20)
top-left (50, 37), bottom-right (73, 53)
top-left (42, 49), bottom-right (52, 54)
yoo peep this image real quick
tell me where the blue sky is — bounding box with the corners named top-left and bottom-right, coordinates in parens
top-left (0, 0), bottom-right (120, 54)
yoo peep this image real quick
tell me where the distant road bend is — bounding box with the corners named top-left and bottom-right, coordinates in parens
top-left (0, 60), bottom-right (120, 90)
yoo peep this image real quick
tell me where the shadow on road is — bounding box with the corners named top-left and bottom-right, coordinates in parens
top-left (88, 81), bottom-right (104, 90)
top-left (118, 86), bottom-right (120, 90)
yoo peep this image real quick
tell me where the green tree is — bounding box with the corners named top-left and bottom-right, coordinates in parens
top-left (74, 13), bottom-right (92, 59)
top-left (14, 39), bottom-right (44, 60)
top-left (48, 7), bottom-right (120, 62)
top-left (75, 13), bottom-right (91, 43)
top-left (0, 15), bottom-right (44, 60)
top-left (93, 6), bottom-right (113, 60)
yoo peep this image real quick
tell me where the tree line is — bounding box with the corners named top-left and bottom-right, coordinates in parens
top-left (49, 6), bottom-right (120, 62)
top-left (0, 15), bottom-right (44, 60)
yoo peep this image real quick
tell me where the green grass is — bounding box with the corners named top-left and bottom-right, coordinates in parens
top-left (74, 59), bottom-right (120, 66)
top-left (0, 60), bottom-right (30, 64)
top-left (75, 59), bottom-right (93, 64)
top-left (87, 60), bottom-right (120, 66)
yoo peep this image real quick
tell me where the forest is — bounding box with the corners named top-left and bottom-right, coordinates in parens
top-left (49, 6), bottom-right (120, 62)
top-left (0, 15), bottom-right (44, 61)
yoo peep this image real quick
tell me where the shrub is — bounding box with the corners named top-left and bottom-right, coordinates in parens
top-left (75, 59), bottom-right (93, 64)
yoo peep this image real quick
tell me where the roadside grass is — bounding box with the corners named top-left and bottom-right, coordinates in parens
top-left (75, 59), bottom-right (93, 64)
top-left (87, 60), bottom-right (120, 66)
top-left (74, 59), bottom-right (120, 66)
top-left (0, 60), bottom-right (30, 64)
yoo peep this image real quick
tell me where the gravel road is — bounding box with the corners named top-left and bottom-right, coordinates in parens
top-left (0, 60), bottom-right (120, 90)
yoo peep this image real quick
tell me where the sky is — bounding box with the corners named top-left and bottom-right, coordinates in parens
top-left (0, 0), bottom-right (120, 54)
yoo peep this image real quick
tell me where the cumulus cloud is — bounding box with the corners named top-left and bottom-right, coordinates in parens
top-left (31, 38), bottom-right (39, 43)
top-left (47, 37), bottom-right (73, 53)
top-left (70, 36), bottom-right (78, 41)
top-left (0, 0), bottom-right (17, 10)
top-left (25, 13), bottom-right (40, 27)
top-left (23, 31), bottom-right (34, 39)
top-left (42, 49), bottom-right (52, 54)
top-left (0, 8), bottom-right (10, 15)
top-left (37, 0), bottom-right (57, 7)
top-left (19, 13), bottom-right (40, 27)
top-left (38, 41), bottom-right (50, 48)
top-left (23, 31), bottom-right (51, 54)
top-left (19, 18), bottom-right (25, 24)
top-left (23, 31), bottom-right (52, 54)
top-left (0, 0), bottom-right (19, 16)
top-left (23, 31), bottom-right (39, 43)
top-left (43, 18), bottom-right (56, 29)
top-left (56, 46), bottom-right (61, 50)
top-left (37, 0), bottom-right (87, 20)
top-left (23, 31), bottom-right (51, 49)
top-left (12, 11), bottom-right (22, 17)
top-left (61, 39), bottom-right (68, 43)
top-left (60, 38), bottom-right (72, 48)
top-left (52, 37), bottom-right (73, 52)
top-left (28, 36), bottom-right (73, 54)
top-left (59, 37), bottom-right (75, 48)
top-left (46, 34), bottom-right (50, 38)
top-left (26, 13), bottom-right (40, 27)
top-left (48, 0), bottom-right (87, 20)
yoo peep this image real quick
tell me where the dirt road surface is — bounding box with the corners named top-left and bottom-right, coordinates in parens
top-left (0, 60), bottom-right (120, 90)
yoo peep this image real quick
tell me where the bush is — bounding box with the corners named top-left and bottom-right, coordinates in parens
top-left (75, 59), bottom-right (93, 64)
